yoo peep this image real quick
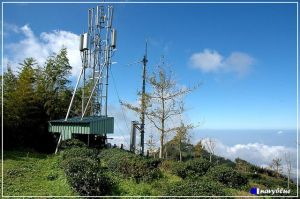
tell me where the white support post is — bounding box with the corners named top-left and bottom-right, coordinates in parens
top-left (65, 66), bottom-right (84, 121)
top-left (55, 134), bottom-right (62, 154)
top-left (81, 65), bottom-right (106, 119)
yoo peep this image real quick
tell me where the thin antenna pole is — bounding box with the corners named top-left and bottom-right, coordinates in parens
top-left (105, 46), bottom-right (109, 117)
top-left (104, 6), bottom-right (113, 117)
top-left (140, 40), bottom-right (148, 155)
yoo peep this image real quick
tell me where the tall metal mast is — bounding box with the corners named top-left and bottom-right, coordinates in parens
top-left (140, 41), bottom-right (147, 155)
top-left (65, 5), bottom-right (117, 121)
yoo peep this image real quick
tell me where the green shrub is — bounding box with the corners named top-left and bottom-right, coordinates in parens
top-left (62, 157), bottom-right (114, 196)
top-left (60, 147), bottom-right (98, 161)
top-left (6, 168), bottom-right (24, 177)
top-left (160, 160), bottom-right (174, 171)
top-left (59, 139), bottom-right (86, 150)
top-left (165, 177), bottom-right (225, 196)
top-left (244, 172), bottom-right (261, 180)
top-left (100, 148), bottom-right (162, 182)
top-left (169, 158), bottom-right (212, 179)
top-left (185, 158), bottom-right (213, 177)
top-left (207, 165), bottom-right (248, 188)
top-left (169, 161), bottom-right (187, 178)
top-left (252, 175), bottom-right (289, 189)
top-left (46, 172), bottom-right (58, 181)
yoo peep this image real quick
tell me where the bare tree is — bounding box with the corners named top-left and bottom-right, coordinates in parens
top-left (194, 139), bottom-right (204, 158)
top-left (270, 157), bottom-right (282, 178)
top-left (203, 138), bottom-right (216, 163)
top-left (146, 67), bottom-right (197, 158)
top-left (172, 121), bottom-right (194, 161)
top-left (284, 153), bottom-right (292, 189)
top-left (235, 158), bottom-right (249, 172)
top-left (146, 133), bottom-right (157, 158)
top-left (123, 66), bottom-right (196, 158)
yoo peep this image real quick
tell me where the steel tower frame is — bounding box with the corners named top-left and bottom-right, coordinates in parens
top-left (65, 5), bottom-right (116, 121)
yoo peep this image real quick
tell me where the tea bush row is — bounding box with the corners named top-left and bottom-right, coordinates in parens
top-left (100, 148), bottom-right (162, 182)
top-left (207, 165), bottom-right (248, 188)
top-left (162, 158), bottom-right (212, 179)
top-left (162, 158), bottom-right (248, 189)
top-left (59, 139), bottom-right (114, 196)
top-left (165, 177), bottom-right (226, 196)
top-left (59, 139), bottom-right (86, 150)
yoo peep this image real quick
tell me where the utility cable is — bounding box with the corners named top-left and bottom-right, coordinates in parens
top-left (109, 67), bottom-right (131, 135)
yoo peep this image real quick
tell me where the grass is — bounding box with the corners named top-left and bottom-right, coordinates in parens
top-left (109, 170), bottom-right (182, 196)
top-left (1, 148), bottom-right (297, 197)
top-left (2, 149), bottom-right (181, 197)
top-left (2, 150), bottom-right (77, 196)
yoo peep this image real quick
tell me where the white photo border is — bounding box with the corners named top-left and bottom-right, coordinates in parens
top-left (1, 1), bottom-right (298, 198)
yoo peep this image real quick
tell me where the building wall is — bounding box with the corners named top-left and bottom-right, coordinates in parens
top-left (48, 117), bottom-right (114, 140)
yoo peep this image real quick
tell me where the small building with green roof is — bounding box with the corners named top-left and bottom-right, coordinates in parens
top-left (48, 116), bottom-right (114, 141)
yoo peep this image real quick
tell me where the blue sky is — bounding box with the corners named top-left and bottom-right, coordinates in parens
top-left (2, 2), bottom-right (298, 169)
top-left (3, 2), bottom-right (297, 129)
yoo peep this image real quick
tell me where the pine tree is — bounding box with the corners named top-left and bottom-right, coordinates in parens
top-left (15, 58), bottom-right (37, 124)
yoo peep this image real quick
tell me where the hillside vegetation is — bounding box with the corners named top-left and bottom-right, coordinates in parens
top-left (2, 150), bottom-right (76, 196)
top-left (2, 139), bottom-right (297, 197)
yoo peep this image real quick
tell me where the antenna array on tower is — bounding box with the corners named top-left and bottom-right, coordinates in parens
top-left (66, 5), bottom-right (117, 121)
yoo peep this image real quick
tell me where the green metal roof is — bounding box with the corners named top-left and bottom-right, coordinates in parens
top-left (48, 116), bottom-right (114, 140)
top-left (50, 116), bottom-right (110, 124)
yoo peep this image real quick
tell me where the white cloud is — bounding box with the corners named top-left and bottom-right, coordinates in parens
top-left (209, 139), bottom-right (297, 178)
top-left (190, 49), bottom-right (254, 77)
top-left (224, 52), bottom-right (253, 76)
top-left (190, 49), bottom-right (224, 72)
top-left (4, 24), bottom-right (81, 77)
top-left (277, 130), bottom-right (284, 135)
top-left (3, 23), bottom-right (20, 34)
